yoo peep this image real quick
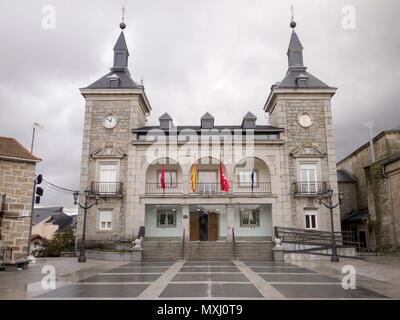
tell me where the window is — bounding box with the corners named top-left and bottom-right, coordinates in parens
top-left (99, 164), bottom-right (117, 193)
top-left (238, 170), bottom-right (258, 187)
top-left (305, 210), bottom-right (317, 229)
top-left (300, 163), bottom-right (318, 193)
top-left (157, 171), bottom-right (177, 187)
top-left (240, 208), bottom-right (260, 227)
top-left (157, 209), bottom-right (176, 227)
top-left (99, 210), bottom-right (112, 230)
top-left (197, 171), bottom-right (218, 193)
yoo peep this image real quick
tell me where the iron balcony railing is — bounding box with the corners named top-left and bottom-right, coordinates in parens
top-left (274, 226), bottom-right (359, 248)
top-left (192, 183), bottom-right (222, 194)
top-left (145, 183), bottom-right (183, 194)
top-left (77, 237), bottom-right (135, 252)
top-left (294, 181), bottom-right (328, 195)
top-left (91, 182), bottom-right (123, 195)
top-left (233, 182), bottom-right (271, 194)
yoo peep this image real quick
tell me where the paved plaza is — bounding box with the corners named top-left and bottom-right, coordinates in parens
top-left (1, 257), bottom-right (398, 299)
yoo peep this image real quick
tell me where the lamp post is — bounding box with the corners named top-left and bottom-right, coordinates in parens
top-left (73, 190), bottom-right (99, 263)
top-left (318, 189), bottom-right (344, 263)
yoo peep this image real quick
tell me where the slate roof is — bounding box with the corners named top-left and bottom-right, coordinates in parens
top-left (133, 125), bottom-right (284, 133)
top-left (243, 111), bottom-right (257, 120)
top-left (273, 29), bottom-right (333, 89)
top-left (0, 137), bottom-right (41, 162)
top-left (337, 170), bottom-right (356, 183)
top-left (159, 112), bottom-right (172, 120)
top-left (85, 30), bottom-right (141, 89)
top-left (32, 207), bottom-right (63, 224)
top-left (275, 67), bottom-right (332, 89)
top-left (201, 112), bottom-right (214, 120)
top-left (32, 207), bottom-right (75, 233)
top-left (342, 209), bottom-right (369, 222)
top-left (85, 70), bottom-right (141, 89)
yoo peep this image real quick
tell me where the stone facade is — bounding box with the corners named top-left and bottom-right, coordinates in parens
top-left (337, 128), bottom-right (400, 251)
top-left (0, 159), bottom-right (37, 260)
top-left (76, 23), bottom-right (342, 246)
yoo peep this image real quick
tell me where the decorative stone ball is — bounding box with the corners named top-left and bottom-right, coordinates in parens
top-left (275, 238), bottom-right (281, 245)
top-left (134, 239), bottom-right (141, 247)
top-left (120, 22), bottom-right (126, 30)
top-left (290, 20), bottom-right (296, 29)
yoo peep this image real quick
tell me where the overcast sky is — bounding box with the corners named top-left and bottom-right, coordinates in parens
top-left (0, 0), bottom-right (399, 209)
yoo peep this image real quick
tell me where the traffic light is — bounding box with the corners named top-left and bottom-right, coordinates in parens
top-left (35, 174), bottom-right (43, 204)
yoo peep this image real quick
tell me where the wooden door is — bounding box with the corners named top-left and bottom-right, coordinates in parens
top-left (208, 212), bottom-right (219, 241)
top-left (190, 212), bottom-right (199, 241)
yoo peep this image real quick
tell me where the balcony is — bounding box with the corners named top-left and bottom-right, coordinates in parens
top-left (233, 182), bottom-right (271, 194)
top-left (294, 181), bottom-right (328, 196)
top-left (192, 183), bottom-right (222, 195)
top-left (91, 182), bottom-right (123, 196)
top-left (145, 183), bottom-right (183, 195)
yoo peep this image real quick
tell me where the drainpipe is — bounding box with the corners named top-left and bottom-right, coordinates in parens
top-left (382, 163), bottom-right (398, 252)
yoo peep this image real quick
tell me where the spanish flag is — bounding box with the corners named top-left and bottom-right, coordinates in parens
top-left (191, 163), bottom-right (196, 192)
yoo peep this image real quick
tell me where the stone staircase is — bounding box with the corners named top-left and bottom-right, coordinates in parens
top-left (142, 241), bottom-right (182, 262)
top-left (141, 240), bottom-right (274, 261)
top-left (185, 241), bottom-right (234, 261)
top-left (236, 241), bottom-right (274, 261)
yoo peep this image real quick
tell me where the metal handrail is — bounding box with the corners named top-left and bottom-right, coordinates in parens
top-left (232, 228), bottom-right (237, 260)
top-left (145, 183), bottom-right (183, 194)
top-left (233, 182), bottom-right (271, 193)
top-left (91, 182), bottom-right (123, 195)
top-left (181, 229), bottom-right (185, 260)
top-left (293, 181), bottom-right (328, 195)
top-left (274, 226), bottom-right (359, 248)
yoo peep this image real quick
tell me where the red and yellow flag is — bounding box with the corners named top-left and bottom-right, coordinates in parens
top-left (191, 163), bottom-right (196, 192)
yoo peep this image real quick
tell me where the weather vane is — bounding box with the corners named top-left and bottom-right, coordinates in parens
top-left (120, 5), bottom-right (126, 30)
top-left (290, 5), bottom-right (296, 29)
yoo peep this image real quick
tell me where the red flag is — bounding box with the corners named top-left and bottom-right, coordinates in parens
top-left (161, 164), bottom-right (165, 190)
top-left (220, 163), bottom-right (229, 192)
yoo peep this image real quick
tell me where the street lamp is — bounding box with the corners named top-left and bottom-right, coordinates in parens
top-left (74, 190), bottom-right (99, 263)
top-left (318, 189), bottom-right (344, 263)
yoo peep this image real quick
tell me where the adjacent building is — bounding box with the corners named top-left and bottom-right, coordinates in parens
top-left (337, 125), bottom-right (400, 252)
top-left (77, 19), bottom-right (341, 250)
top-left (0, 137), bottom-right (41, 260)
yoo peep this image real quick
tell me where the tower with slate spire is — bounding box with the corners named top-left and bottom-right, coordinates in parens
top-left (77, 15), bottom-right (151, 241)
top-left (264, 16), bottom-right (341, 233)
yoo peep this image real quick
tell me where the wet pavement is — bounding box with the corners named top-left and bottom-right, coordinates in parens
top-left (24, 259), bottom-right (389, 299)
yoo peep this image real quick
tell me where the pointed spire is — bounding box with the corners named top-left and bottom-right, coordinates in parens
top-left (287, 30), bottom-right (304, 68)
top-left (287, 5), bottom-right (304, 68)
top-left (112, 7), bottom-right (130, 71)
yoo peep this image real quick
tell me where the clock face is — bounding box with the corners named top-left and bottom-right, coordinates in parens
top-left (298, 114), bottom-right (313, 128)
top-left (103, 114), bottom-right (118, 129)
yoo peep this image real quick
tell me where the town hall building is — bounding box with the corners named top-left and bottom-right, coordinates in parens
top-left (77, 17), bottom-right (340, 259)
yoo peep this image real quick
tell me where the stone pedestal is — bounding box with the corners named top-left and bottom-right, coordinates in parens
top-left (131, 247), bottom-right (142, 262)
top-left (273, 246), bottom-right (285, 262)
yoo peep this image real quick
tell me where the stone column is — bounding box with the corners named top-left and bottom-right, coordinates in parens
top-left (182, 205), bottom-right (190, 240)
top-left (226, 204), bottom-right (234, 241)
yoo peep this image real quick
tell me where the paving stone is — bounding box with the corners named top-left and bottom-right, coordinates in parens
top-left (184, 261), bottom-right (235, 267)
top-left (38, 284), bottom-right (149, 298)
top-left (172, 273), bottom-right (249, 282)
top-left (80, 274), bottom-right (161, 283)
top-left (211, 283), bottom-right (263, 298)
top-left (259, 273), bottom-right (338, 283)
top-left (104, 267), bottom-right (168, 273)
top-left (251, 267), bottom-right (315, 273)
top-left (159, 284), bottom-right (210, 297)
top-left (179, 266), bottom-right (239, 273)
top-left (159, 283), bottom-right (262, 298)
top-left (242, 261), bottom-right (295, 266)
top-left (122, 262), bottom-right (173, 267)
top-left (271, 284), bottom-right (387, 299)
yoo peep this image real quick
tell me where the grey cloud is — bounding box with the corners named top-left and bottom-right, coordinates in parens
top-left (0, 0), bottom-right (399, 207)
